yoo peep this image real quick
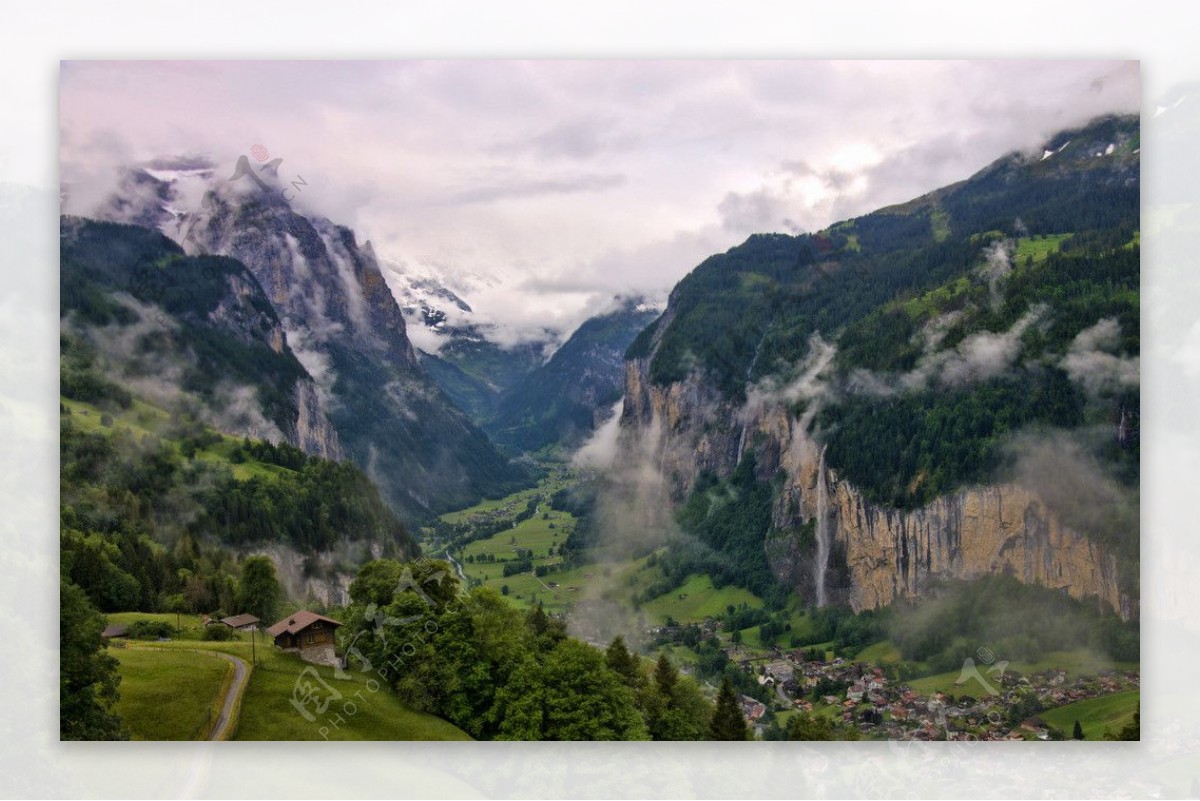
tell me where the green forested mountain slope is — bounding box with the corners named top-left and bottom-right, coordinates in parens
top-left (629, 114), bottom-right (1139, 513)
top-left (487, 298), bottom-right (660, 453)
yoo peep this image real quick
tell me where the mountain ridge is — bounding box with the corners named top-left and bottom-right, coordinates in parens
top-left (618, 113), bottom-right (1139, 616)
top-left (77, 165), bottom-right (530, 521)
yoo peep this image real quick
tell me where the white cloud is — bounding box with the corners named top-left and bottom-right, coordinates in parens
top-left (1062, 318), bottom-right (1140, 395)
top-left (60, 60), bottom-right (1140, 344)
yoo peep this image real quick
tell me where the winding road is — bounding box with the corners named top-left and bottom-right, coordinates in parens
top-left (124, 645), bottom-right (251, 740)
top-left (206, 651), bottom-right (249, 741)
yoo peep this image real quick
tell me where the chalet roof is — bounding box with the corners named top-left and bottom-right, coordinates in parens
top-left (267, 610), bottom-right (343, 638)
top-left (100, 624), bottom-right (128, 638)
top-left (220, 613), bottom-right (260, 628)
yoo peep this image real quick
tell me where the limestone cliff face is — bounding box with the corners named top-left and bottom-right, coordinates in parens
top-left (249, 543), bottom-right (362, 608)
top-left (769, 426), bottom-right (1132, 619)
top-left (621, 357), bottom-right (1134, 620)
top-left (290, 379), bottom-right (342, 461)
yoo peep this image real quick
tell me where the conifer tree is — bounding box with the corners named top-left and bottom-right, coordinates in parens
top-left (709, 675), bottom-right (749, 740)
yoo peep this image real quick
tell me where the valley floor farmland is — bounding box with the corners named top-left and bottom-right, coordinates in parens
top-left (426, 471), bottom-right (1141, 741)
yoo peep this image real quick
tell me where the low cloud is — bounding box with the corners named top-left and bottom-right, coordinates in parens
top-left (1061, 318), bottom-right (1139, 396)
top-left (744, 332), bottom-right (837, 415)
top-left (572, 398), bottom-right (625, 471)
top-left (849, 305), bottom-right (1047, 397)
top-left (1001, 429), bottom-right (1138, 556)
top-left (717, 187), bottom-right (807, 235)
top-left (979, 239), bottom-right (1014, 307)
top-left (449, 172), bottom-right (627, 205)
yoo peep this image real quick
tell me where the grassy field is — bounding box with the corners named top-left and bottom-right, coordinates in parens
top-left (105, 611), bottom-right (224, 641)
top-left (854, 640), bottom-right (902, 664)
top-left (461, 510), bottom-right (571, 562)
top-left (930, 205), bottom-right (951, 242)
top-left (111, 646), bottom-right (231, 740)
top-left (446, 476), bottom-right (665, 616)
top-left (640, 574), bottom-right (763, 625)
top-left (904, 649), bottom-right (1138, 697)
top-left (234, 648), bottom-right (473, 741)
top-left (1041, 689), bottom-right (1140, 740)
top-left (116, 639), bottom-right (472, 741)
top-left (1015, 233), bottom-right (1073, 264)
top-left (436, 468), bottom-right (572, 526)
top-left (61, 397), bottom-right (295, 481)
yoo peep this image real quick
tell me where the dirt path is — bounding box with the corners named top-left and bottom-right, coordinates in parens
top-left (206, 651), bottom-right (249, 741)
top-left (122, 644), bottom-right (252, 740)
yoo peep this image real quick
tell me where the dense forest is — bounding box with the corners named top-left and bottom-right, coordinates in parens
top-left (340, 558), bottom-right (717, 740)
top-left (645, 456), bottom-right (787, 607)
top-left (60, 217), bottom-right (309, 435)
top-left (60, 388), bottom-right (413, 616)
top-left (822, 229), bottom-right (1139, 511)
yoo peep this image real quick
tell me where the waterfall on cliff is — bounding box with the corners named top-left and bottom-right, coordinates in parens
top-left (815, 444), bottom-right (830, 608)
top-left (736, 325), bottom-right (772, 465)
top-left (736, 419), bottom-right (749, 466)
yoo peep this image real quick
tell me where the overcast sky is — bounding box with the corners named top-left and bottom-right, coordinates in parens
top-left (60, 60), bottom-right (1139, 343)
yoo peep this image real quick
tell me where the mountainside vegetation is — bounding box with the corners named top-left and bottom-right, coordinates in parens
top-left (60, 386), bottom-right (414, 615)
top-left (60, 217), bottom-right (309, 437)
top-left (419, 334), bottom-right (546, 424)
top-left (339, 558), bottom-right (715, 740)
top-left (626, 113), bottom-right (1139, 569)
top-left (487, 299), bottom-right (659, 453)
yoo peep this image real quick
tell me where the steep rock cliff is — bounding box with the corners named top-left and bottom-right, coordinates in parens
top-left (90, 164), bottom-right (527, 519)
top-left (621, 357), bottom-right (1133, 620)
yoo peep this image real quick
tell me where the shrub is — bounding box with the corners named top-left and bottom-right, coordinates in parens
top-left (203, 625), bottom-right (236, 641)
top-left (126, 620), bottom-right (177, 640)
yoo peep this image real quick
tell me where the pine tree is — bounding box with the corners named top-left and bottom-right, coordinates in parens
top-left (236, 556), bottom-right (281, 624)
top-left (605, 636), bottom-right (642, 688)
top-left (1072, 720), bottom-right (1084, 740)
top-left (60, 581), bottom-right (127, 740)
top-left (653, 652), bottom-right (678, 697)
top-left (709, 675), bottom-right (749, 741)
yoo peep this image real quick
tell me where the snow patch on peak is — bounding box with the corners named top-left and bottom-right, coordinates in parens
top-left (142, 166), bottom-right (214, 183)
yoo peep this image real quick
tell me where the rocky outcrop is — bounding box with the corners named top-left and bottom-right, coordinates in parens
top-left (249, 543), bottom-right (370, 608)
top-left (93, 163), bottom-right (527, 519)
top-left (769, 423), bottom-right (1132, 618)
top-left (621, 357), bottom-right (1134, 620)
top-left (290, 379), bottom-right (342, 461)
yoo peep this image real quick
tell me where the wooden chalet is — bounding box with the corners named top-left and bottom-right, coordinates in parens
top-left (266, 610), bottom-right (343, 650)
top-left (220, 613), bottom-right (260, 631)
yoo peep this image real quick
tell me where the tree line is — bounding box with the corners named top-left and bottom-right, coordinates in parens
top-left (341, 558), bottom-right (752, 740)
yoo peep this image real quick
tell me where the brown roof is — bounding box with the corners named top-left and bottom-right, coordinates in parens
top-left (220, 613), bottom-right (261, 628)
top-left (101, 624), bottom-right (128, 638)
top-left (266, 610), bottom-right (343, 638)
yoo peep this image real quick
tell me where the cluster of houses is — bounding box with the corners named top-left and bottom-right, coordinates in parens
top-left (649, 619), bottom-right (1139, 741)
top-left (743, 650), bottom-right (1139, 741)
top-left (103, 610), bottom-right (344, 667)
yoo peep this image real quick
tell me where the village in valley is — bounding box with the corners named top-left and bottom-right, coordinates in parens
top-left (421, 472), bottom-right (1141, 742)
top-left (653, 620), bottom-right (1140, 741)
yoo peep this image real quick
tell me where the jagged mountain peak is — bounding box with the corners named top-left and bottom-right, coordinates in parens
top-left (83, 157), bottom-right (529, 520)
